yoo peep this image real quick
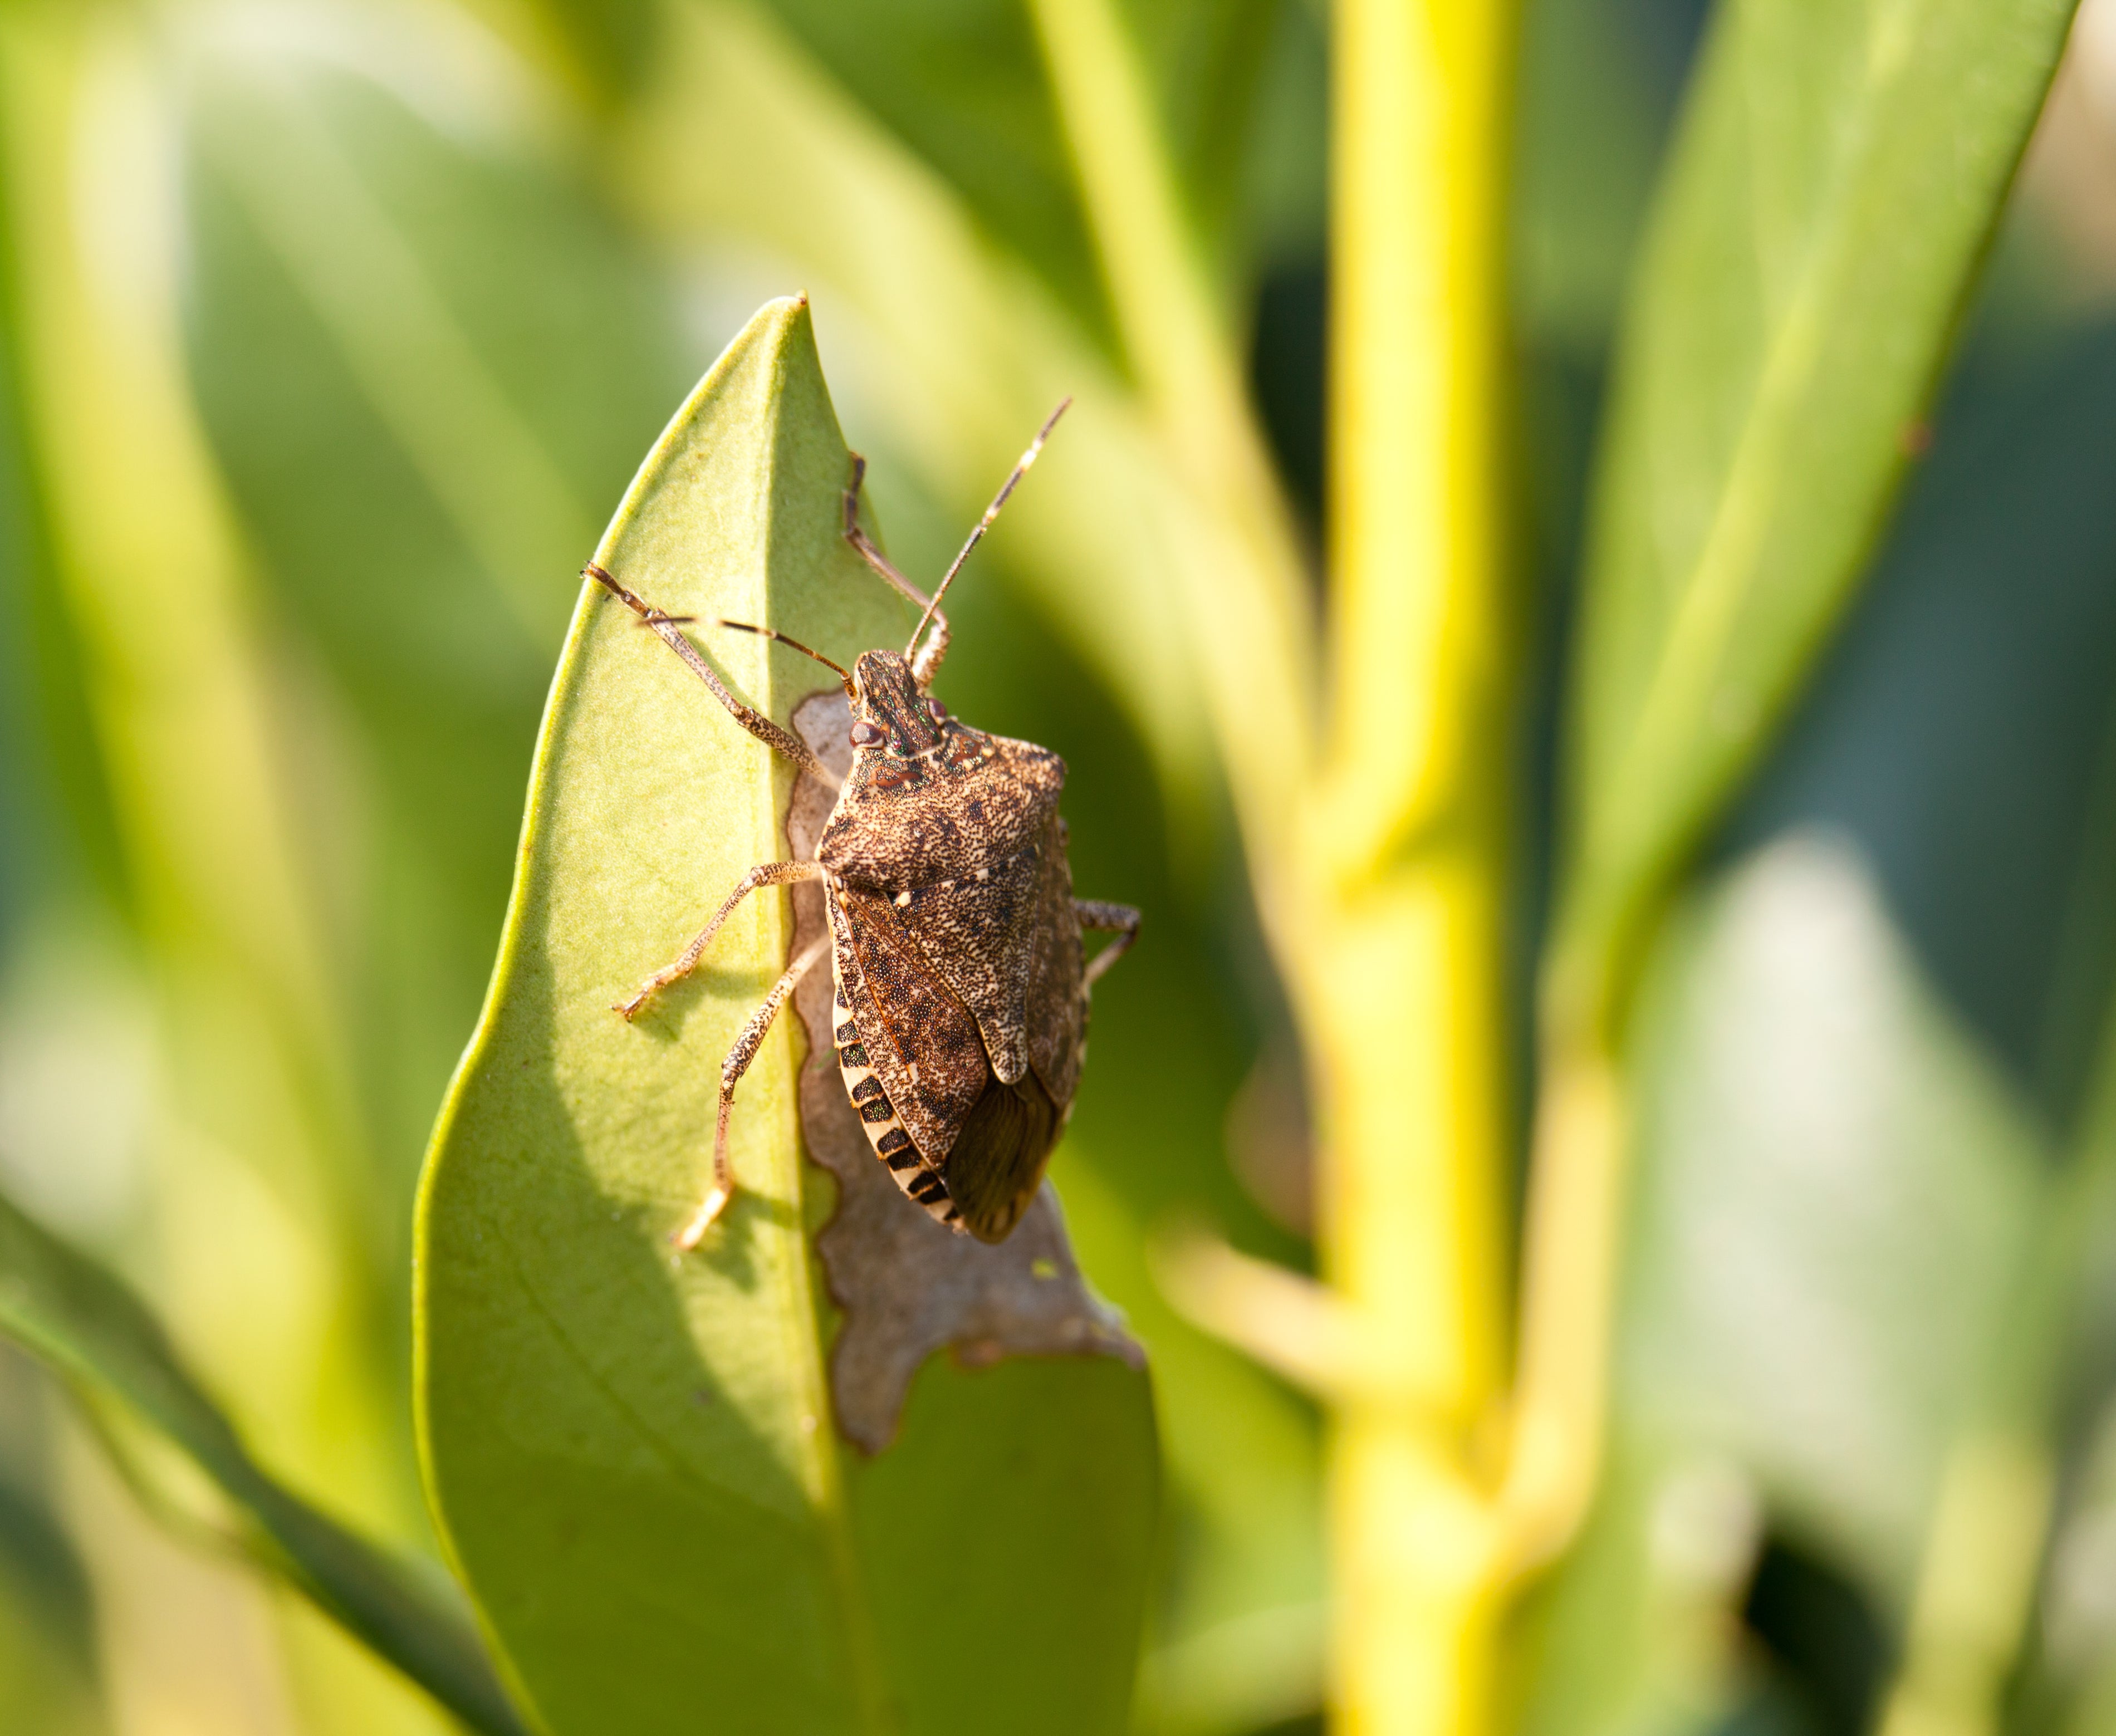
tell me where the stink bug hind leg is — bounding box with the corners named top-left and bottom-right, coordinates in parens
top-left (1076, 900), bottom-right (1140, 989)
top-left (673, 933), bottom-right (830, 1250)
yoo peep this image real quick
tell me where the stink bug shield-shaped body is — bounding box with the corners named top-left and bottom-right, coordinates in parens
top-left (588, 404), bottom-right (1138, 1248)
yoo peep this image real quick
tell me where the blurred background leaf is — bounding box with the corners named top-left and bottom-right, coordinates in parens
top-left (0, 1186), bottom-right (521, 1734)
top-left (1552, 0), bottom-right (2082, 1031)
top-left (1522, 835), bottom-right (2046, 1736)
top-left (1516, 7), bottom-right (2116, 1720)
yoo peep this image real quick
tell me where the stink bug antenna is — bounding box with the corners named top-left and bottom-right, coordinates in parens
top-left (717, 619), bottom-right (856, 698)
top-left (906, 398), bottom-right (1071, 665)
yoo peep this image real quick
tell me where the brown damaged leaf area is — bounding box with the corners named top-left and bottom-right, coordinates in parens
top-left (786, 689), bottom-right (1142, 1454)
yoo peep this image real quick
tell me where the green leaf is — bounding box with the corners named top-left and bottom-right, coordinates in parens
top-left (0, 1352), bottom-right (102, 1736)
top-left (417, 298), bottom-right (1157, 1735)
top-left (1554, 0), bottom-right (2080, 1029)
top-left (0, 1185), bottom-right (522, 1735)
top-left (1524, 837), bottom-right (2046, 1736)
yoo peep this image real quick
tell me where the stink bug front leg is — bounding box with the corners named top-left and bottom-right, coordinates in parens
top-left (1076, 900), bottom-right (1141, 989)
top-left (675, 933), bottom-right (830, 1249)
top-left (582, 562), bottom-right (841, 792)
top-left (842, 455), bottom-right (952, 679)
top-left (614, 859), bottom-right (825, 1019)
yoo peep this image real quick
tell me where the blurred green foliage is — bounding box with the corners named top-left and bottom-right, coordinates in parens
top-left (0, 0), bottom-right (2112, 1733)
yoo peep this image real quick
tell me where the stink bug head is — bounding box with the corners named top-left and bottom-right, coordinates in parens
top-left (849, 650), bottom-right (940, 757)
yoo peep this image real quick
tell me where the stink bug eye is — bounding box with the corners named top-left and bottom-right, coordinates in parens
top-left (590, 399), bottom-right (1138, 1251)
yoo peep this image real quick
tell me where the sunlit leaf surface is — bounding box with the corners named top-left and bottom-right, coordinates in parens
top-left (417, 299), bottom-right (1156, 1735)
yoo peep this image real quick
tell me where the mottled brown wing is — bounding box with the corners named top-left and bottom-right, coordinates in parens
top-left (893, 838), bottom-right (1043, 1083)
top-left (928, 813), bottom-right (1080, 1243)
top-left (832, 885), bottom-right (989, 1158)
top-left (941, 1071), bottom-right (1062, 1244)
top-left (1024, 814), bottom-right (1086, 1112)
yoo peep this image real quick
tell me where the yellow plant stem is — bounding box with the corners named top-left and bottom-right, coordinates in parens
top-left (1319, 2), bottom-right (1519, 1734)
top-left (1035, 3), bottom-right (1602, 1733)
top-left (1300, 858), bottom-right (1510, 1736)
top-left (1492, 1046), bottom-right (1624, 1571)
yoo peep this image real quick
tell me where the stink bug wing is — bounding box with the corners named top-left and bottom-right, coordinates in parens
top-left (1024, 812), bottom-right (1087, 1112)
top-left (904, 808), bottom-right (1081, 1245)
top-left (893, 839), bottom-right (1043, 1082)
top-left (833, 884), bottom-right (989, 1151)
top-left (941, 1073), bottom-right (1061, 1244)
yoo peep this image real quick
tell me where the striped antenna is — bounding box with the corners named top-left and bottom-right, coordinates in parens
top-left (716, 617), bottom-right (854, 695)
top-left (905, 398), bottom-right (1071, 660)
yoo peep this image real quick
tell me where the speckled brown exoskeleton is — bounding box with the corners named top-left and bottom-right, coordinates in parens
top-left (585, 404), bottom-right (1138, 1250)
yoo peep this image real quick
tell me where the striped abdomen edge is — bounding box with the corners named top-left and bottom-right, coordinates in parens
top-left (832, 979), bottom-right (964, 1234)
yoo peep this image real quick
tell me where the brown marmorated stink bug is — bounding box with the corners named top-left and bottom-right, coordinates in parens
top-left (584, 404), bottom-right (1139, 1250)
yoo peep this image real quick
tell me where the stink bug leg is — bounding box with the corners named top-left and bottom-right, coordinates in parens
top-left (843, 453), bottom-right (952, 680)
top-left (613, 860), bottom-right (825, 1019)
top-left (1076, 900), bottom-right (1142, 988)
top-left (674, 934), bottom-right (830, 1249)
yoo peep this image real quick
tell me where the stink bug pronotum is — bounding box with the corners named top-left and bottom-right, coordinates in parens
top-left (586, 404), bottom-right (1139, 1249)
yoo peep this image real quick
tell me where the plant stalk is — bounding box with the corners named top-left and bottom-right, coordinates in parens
top-left (1316, 2), bottom-right (1519, 1732)
top-left (1026, 0), bottom-right (1317, 890)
